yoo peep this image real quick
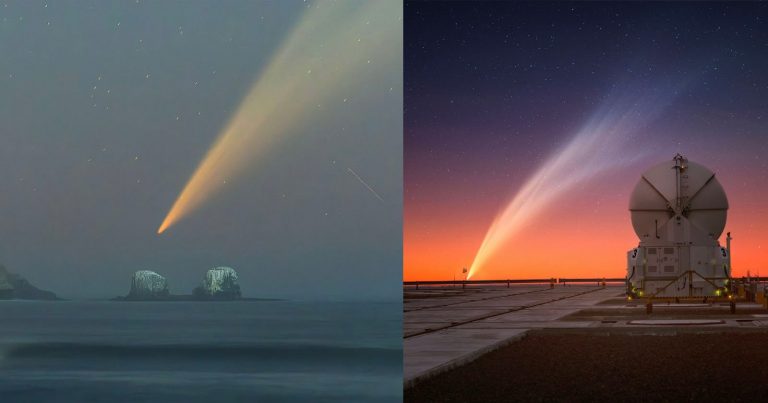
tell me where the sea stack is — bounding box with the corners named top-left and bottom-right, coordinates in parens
top-left (0, 265), bottom-right (59, 300)
top-left (193, 266), bottom-right (241, 300)
top-left (0, 267), bottom-right (13, 299)
top-left (127, 270), bottom-right (170, 300)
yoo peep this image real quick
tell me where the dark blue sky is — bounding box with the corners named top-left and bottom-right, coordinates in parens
top-left (406, 1), bottom-right (768, 201)
top-left (404, 1), bottom-right (768, 278)
top-left (407, 1), bottom-right (767, 159)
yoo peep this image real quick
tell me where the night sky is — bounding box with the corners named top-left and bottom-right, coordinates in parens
top-left (405, 2), bottom-right (768, 280)
top-left (0, 1), bottom-right (402, 299)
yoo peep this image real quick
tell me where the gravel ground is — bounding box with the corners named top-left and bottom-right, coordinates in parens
top-left (405, 331), bottom-right (768, 402)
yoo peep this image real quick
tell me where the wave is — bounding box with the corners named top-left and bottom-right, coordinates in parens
top-left (0, 343), bottom-right (402, 372)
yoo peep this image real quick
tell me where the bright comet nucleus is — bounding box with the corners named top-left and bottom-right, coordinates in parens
top-left (157, 1), bottom-right (400, 234)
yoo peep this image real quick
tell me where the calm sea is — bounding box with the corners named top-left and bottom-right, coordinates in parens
top-left (0, 300), bottom-right (402, 402)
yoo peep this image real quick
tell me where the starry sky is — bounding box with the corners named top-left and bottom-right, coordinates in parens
top-left (405, 2), bottom-right (768, 280)
top-left (0, 1), bottom-right (402, 300)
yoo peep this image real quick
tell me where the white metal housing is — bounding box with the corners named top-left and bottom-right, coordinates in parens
top-left (626, 154), bottom-right (730, 298)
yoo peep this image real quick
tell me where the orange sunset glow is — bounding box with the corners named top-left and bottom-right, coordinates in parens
top-left (404, 0), bottom-right (768, 283)
top-left (404, 159), bottom-right (768, 281)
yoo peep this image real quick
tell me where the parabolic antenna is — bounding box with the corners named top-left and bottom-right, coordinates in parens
top-left (629, 154), bottom-right (728, 240)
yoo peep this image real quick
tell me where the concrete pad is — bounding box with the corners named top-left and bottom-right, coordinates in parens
top-left (403, 286), bottom-right (623, 385)
top-left (456, 298), bottom-right (542, 307)
top-left (404, 328), bottom-right (527, 386)
top-left (481, 311), bottom-right (563, 322)
top-left (589, 305), bottom-right (643, 309)
top-left (458, 321), bottom-right (596, 329)
top-left (405, 308), bottom-right (510, 323)
top-left (404, 323), bottom-right (446, 331)
top-left (652, 303), bottom-right (710, 307)
top-left (628, 319), bottom-right (726, 326)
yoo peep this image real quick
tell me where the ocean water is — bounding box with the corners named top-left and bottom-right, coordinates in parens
top-left (0, 300), bottom-right (402, 402)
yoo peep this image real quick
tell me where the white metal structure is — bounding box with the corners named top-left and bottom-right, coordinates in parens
top-left (626, 154), bottom-right (731, 298)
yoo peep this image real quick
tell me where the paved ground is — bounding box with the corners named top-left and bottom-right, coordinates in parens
top-left (403, 285), bottom-right (622, 385)
top-left (404, 284), bottom-right (768, 387)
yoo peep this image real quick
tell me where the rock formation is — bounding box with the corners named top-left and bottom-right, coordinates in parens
top-left (0, 265), bottom-right (59, 300)
top-left (0, 267), bottom-right (13, 299)
top-left (126, 270), bottom-right (170, 300)
top-left (193, 266), bottom-right (241, 300)
top-left (114, 266), bottom-right (251, 301)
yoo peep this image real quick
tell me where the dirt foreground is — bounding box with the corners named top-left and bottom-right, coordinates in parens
top-left (405, 330), bottom-right (768, 402)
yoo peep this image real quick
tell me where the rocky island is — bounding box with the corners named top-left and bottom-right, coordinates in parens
top-left (193, 266), bottom-right (241, 300)
top-left (0, 265), bottom-right (59, 300)
top-left (125, 270), bottom-right (171, 300)
top-left (114, 266), bottom-right (260, 301)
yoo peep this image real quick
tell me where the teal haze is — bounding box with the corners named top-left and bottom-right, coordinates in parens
top-left (0, 1), bottom-right (402, 300)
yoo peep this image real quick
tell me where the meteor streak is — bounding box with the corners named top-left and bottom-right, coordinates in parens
top-left (347, 167), bottom-right (384, 202)
top-left (157, 1), bottom-right (400, 234)
top-left (467, 84), bottom-right (680, 279)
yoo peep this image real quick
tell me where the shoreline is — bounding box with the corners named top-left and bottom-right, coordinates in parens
top-left (111, 296), bottom-right (283, 302)
top-left (0, 297), bottom-right (283, 302)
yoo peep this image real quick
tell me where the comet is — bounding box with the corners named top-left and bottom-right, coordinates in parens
top-left (157, 1), bottom-right (400, 234)
top-left (467, 82), bottom-right (681, 279)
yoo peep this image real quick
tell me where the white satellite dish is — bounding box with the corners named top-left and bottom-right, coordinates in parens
top-left (629, 154), bottom-right (728, 241)
top-left (626, 154), bottom-right (731, 302)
